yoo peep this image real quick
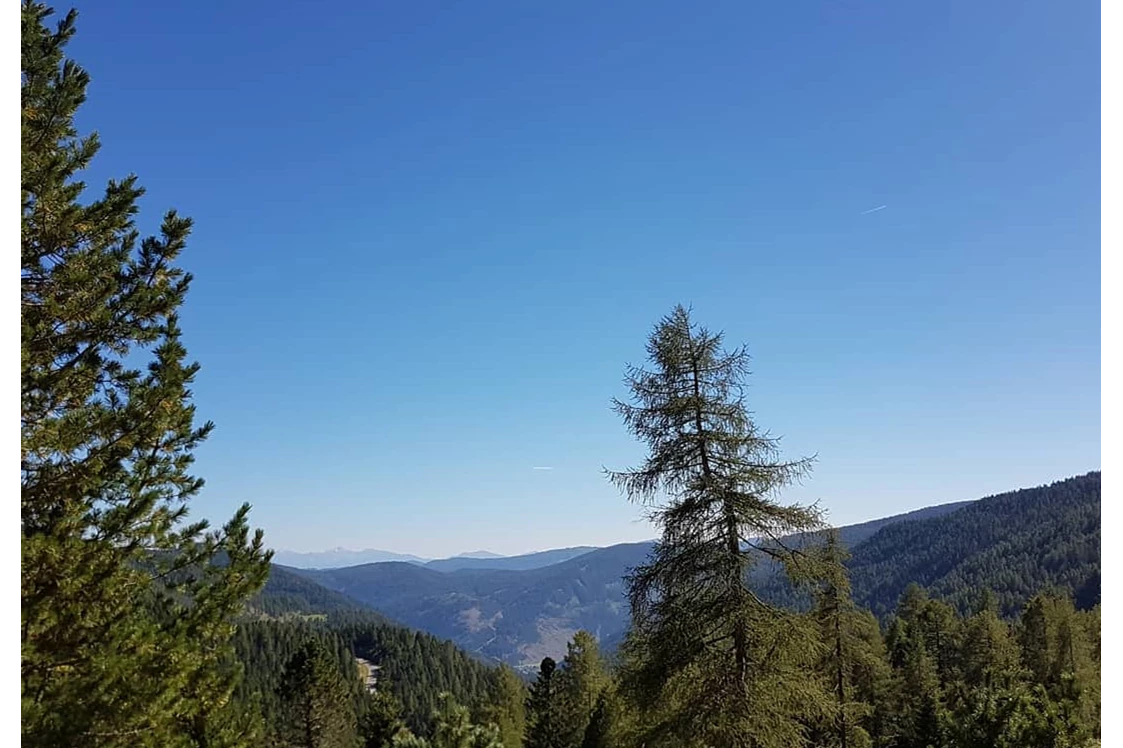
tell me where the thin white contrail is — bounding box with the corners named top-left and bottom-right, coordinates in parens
top-left (532, 466), bottom-right (554, 471)
top-left (860, 205), bottom-right (887, 215)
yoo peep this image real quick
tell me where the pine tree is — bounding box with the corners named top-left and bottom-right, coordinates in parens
top-left (607, 306), bottom-right (829, 748)
top-left (526, 657), bottom-right (564, 748)
top-left (391, 694), bottom-right (503, 748)
top-left (21, 4), bottom-right (270, 746)
top-left (484, 665), bottom-right (526, 748)
top-left (428, 693), bottom-right (503, 748)
top-left (277, 640), bottom-right (360, 748)
top-left (362, 691), bottom-right (408, 748)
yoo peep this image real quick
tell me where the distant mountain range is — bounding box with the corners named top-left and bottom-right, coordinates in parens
top-left (272, 472), bottom-right (1099, 671)
top-left (271, 545), bottom-right (600, 572)
top-left (422, 546), bottom-right (600, 573)
top-left (271, 547), bottom-right (428, 568)
top-left (280, 495), bottom-right (975, 669)
top-left (271, 497), bottom-right (980, 574)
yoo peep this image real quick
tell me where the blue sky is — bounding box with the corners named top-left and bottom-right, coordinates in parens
top-left (68, 1), bottom-right (1099, 557)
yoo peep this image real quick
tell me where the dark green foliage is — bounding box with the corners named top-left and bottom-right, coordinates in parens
top-left (871, 586), bottom-right (1101, 748)
top-left (232, 619), bottom-right (368, 741)
top-left (525, 658), bottom-right (564, 748)
top-left (233, 577), bottom-right (499, 740)
top-left (360, 690), bottom-right (409, 748)
top-left (276, 639), bottom-right (361, 748)
top-left (21, 4), bottom-right (270, 745)
top-left (253, 565), bottom-right (393, 619)
top-left (424, 693), bottom-right (504, 748)
top-left (808, 532), bottom-right (889, 748)
top-left (607, 306), bottom-right (831, 747)
top-left (848, 473), bottom-right (1100, 618)
top-left (1015, 594), bottom-right (1100, 743)
top-left (333, 611), bottom-right (498, 735)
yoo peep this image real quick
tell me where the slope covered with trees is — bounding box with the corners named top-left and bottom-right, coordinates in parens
top-left (287, 500), bottom-right (981, 671)
top-left (285, 472), bottom-right (1099, 672)
top-left (847, 472), bottom-right (1101, 617)
top-left (238, 575), bottom-right (505, 739)
top-left (294, 543), bottom-right (654, 669)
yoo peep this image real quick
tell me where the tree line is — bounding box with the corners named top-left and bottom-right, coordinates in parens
top-left (514, 584), bottom-right (1100, 748)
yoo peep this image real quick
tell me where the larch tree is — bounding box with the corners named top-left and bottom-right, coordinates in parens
top-left (809, 531), bottom-right (888, 748)
top-left (555, 631), bottom-right (611, 748)
top-left (607, 305), bottom-right (832, 748)
top-left (21, 3), bottom-right (271, 746)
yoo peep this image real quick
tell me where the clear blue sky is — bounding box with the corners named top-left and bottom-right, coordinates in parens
top-left (68, 1), bottom-right (1099, 557)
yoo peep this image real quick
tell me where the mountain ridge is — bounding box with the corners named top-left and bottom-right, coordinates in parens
top-left (272, 473), bottom-right (1099, 670)
top-left (285, 500), bottom-right (977, 668)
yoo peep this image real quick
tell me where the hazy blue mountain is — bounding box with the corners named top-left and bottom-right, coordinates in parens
top-left (271, 547), bottom-right (428, 569)
top-left (271, 545), bottom-right (603, 572)
top-left (284, 500), bottom-right (975, 669)
top-left (293, 542), bottom-right (652, 670)
top-left (424, 546), bottom-right (600, 572)
top-left (249, 563), bottom-right (393, 618)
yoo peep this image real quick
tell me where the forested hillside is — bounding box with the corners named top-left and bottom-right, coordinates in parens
top-left (249, 563), bottom-right (392, 618)
top-left (294, 543), bottom-right (653, 669)
top-left (287, 506), bottom-right (974, 670)
top-left (244, 562), bottom-right (493, 732)
top-left (847, 472), bottom-right (1101, 617)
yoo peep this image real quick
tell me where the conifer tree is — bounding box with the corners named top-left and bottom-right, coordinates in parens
top-left (1016, 593), bottom-right (1099, 745)
top-left (21, 4), bottom-right (270, 745)
top-left (885, 587), bottom-right (952, 748)
top-left (948, 608), bottom-right (1031, 748)
top-left (277, 640), bottom-right (360, 748)
top-left (556, 631), bottom-right (611, 748)
top-left (810, 532), bottom-right (887, 748)
top-left (391, 694), bottom-right (503, 748)
top-left (484, 665), bottom-right (527, 748)
top-left (607, 306), bottom-right (829, 747)
top-left (579, 691), bottom-right (614, 748)
top-left (525, 657), bottom-right (564, 748)
top-left (429, 694), bottom-right (503, 748)
top-left (362, 691), bottom-right (409, 748)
